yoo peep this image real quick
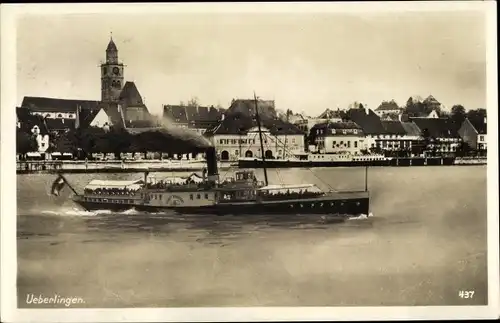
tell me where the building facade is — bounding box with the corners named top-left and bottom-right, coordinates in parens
top-left (204, 111), bottom-right (305, 161)
top-left (458, 117), bottom-right (487, 151)
top-left (309, 121), bottom-right (365, 155)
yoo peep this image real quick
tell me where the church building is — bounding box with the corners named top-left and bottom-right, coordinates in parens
top-left (18, 36), bottom-right (152, 135)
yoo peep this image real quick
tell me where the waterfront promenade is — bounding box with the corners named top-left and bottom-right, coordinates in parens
top-left (17, 160), bottom-right (235, 174)
top-left (16, 157), bottom-right (486, 174)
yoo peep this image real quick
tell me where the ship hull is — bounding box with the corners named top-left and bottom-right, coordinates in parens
top-left (73, 193), bottom-right (369, 217)
top-left (238, 157), bottom-right (456, 168)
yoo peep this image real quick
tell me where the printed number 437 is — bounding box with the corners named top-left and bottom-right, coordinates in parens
top-left (459, 290), bottom-right (475, 299)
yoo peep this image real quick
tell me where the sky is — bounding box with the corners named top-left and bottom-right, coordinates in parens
top-left (16, 9), bottom-right (487, 117)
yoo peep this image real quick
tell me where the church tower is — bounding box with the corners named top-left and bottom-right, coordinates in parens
top-left (101, 36), bottom-right (124, 102)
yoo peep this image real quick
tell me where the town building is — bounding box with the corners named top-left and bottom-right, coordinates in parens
top-left (458, 116), bottom-right (487, 151)
top-left (204, 109), bottom-right (305, 161)
top-left (309, 121), bottom-right (365, 155)
top-left (374, 100), bottom-right (404, 119)
top-left (163, 104), bottom-right (224, 135)
top-left (346, 107), bottom-right (387, 151)
top-left (410, 117), bottom-right (462, 155)
top-left (293, 108), bottom-right (342, 138)
top-left (378, 120), bottom-right (418, 156)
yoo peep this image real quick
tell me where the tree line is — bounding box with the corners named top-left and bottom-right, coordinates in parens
top-left (17, 126), bottom-right (209, 160)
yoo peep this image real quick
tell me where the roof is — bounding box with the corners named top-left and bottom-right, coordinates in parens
top-left (119, 82), bottom-right (144, 106)
top-left (45, 118), bottom-right (76, 131)
top-left (163, 105), bottom-right (224, 123)
top-left (467, 118), bottom-right (487, 135)
top-left (164, 105), bottom-right (189, 123)
top-left (21, 96), bottom-right (101, 113)
top-left (227, 99), bottom-right (277, 118)
top-left (381, 120), bottom-right (407, 135)
top-left (346, 108), bottom-right (387, 135)
top-left (101, 103), bottom-right (125, 127)
top-left (16, 107), bottom-right (50, 135)
top-left (423, 95), bottom-right (440, 105)
top-left (78, 107), bottom-right (101, 128)
top-left (317, 108), bottom-right (343, 119)
top-left (311, 121), bottom-right (362, 131)
top-left (85, 179), bottom-right (143, 190)
top-left (106, 39), bottom-right (118, 52)
top-left (401, 122), bottom-right (421, 136)
top-left (376, 100), bottom-right (402, 111)
top-left (410, 117), bottom-right (461, 138)
top-left (204, 112), bottom-right (304, 136)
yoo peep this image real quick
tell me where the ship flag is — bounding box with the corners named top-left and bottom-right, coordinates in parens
top-left (50, 175), bottom-right (66, 196)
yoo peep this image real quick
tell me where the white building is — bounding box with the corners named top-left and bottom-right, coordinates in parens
top-left (309, 121), bottom-right (365, 155)
top-left (204, 113), bottom-right (305, 161)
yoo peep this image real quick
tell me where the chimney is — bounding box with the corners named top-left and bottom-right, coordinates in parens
top-left (205, 147), bottom-right (219, 183)
top-left (484, 116), bottom-right (487, 124)
top-left (364, 105), bottom-right (370, 115)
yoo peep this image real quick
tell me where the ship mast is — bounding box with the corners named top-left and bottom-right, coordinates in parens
top-left (254, 92), bottom-right (269, 186)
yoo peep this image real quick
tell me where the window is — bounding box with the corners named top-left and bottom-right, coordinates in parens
top-left (235, 150), bottom-right (239, 156)
top-left (292, 138), bottom-right (296, 144)
top-left (196, 194), bottom-right (201, 199)
top-left (204, 193), bottom-right (209, 199)
top-left (189, 194), bottom-right (193, 200)
top-left (57, 114), bottom-right (63, 118)
top-left (354, 141), bottom-right (358, 148)
top-left (347, 141), bottom-right (351, 148)
top-left (219, 139), bottom-right (224, 145)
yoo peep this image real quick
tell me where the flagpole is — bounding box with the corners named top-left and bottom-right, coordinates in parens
top-left (57, 173), bottom-right (80, 196)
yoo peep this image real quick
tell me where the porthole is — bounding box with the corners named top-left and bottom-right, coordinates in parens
top-left (356, 202), bottom-right (360, 206)
top-left (300, 204), bottom-right (303, 208)
top-left (290, 204), bottom-right (294, 208)
top-left (320, 203), bottom-right (324, 207)
top-left (330, 202), bottom-right (334, 206)
top-left (311, 203), bottom-right (315, 207)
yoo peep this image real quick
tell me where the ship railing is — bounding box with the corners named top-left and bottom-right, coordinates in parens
top-left (84, 188), bottom-right (140, 196)
top-left (259, 191), bottom-right (323, 201)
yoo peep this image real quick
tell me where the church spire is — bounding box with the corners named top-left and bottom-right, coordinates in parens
top-left (106, 34), bottom-right (117, 52)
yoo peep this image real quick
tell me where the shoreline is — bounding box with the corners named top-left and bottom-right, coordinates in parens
top-left (16, 158), bottom-right (486, 175)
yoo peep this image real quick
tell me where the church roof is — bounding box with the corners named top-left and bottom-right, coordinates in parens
top-left (21, 96), bottom-right (101, 113)
top-left (106, 38), bottom-right (117, 52)
top-left (101, 103), bottom-right (125, 128)
top-left (119, 81), bottom-right (144, 106)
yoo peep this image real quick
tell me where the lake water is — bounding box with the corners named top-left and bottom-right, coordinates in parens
top-left (16, 166), bottom-right (488, 307)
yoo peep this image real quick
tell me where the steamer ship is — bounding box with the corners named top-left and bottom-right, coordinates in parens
top-left (52, 94), bottom-right (370, 217)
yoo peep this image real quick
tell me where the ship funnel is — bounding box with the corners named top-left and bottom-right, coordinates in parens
top-left (205, 147), bottom-right (219, 182)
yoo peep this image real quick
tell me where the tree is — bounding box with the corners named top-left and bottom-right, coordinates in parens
top-left (466, 108), bottom-right (487, 126)
top-left (450, 105), bottom-right (467, 126)
top-left (456, 141), bottom-right (473, 157)
top-left (16, 130), bottom-right (37, 157)
top-left (187, 96), bottom-right (200, 107)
